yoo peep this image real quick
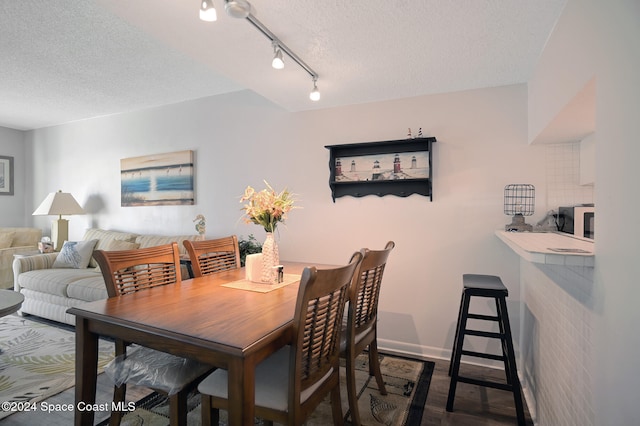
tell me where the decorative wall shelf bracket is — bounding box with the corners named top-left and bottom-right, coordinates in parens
top-left (325, 137), bottom-right (436, 202)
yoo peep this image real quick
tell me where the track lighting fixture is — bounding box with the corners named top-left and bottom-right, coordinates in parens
top-left (200, 0), bottom-right (320, 101)
top-left (224, 0), bottom-right (252, 19)
top-left (272, 43), bottom-right (284, 69)
top-left (199, 0), bottom-right (217, 22)
top-left (310, 77), bottom-right (320, 101)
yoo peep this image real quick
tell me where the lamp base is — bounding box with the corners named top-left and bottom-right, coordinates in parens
top-left (505, 214), bottom-right (532, 232)
top-left (51, 219), bottom-right (69, 251)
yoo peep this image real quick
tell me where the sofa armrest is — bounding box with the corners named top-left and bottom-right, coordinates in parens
top-left (13, 253), bottom-right (59, 292)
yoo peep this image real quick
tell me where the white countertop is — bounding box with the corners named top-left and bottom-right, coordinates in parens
top-left (495, 230), bottom-right (594, 267)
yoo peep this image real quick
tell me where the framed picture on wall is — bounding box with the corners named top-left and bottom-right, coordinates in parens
top-left (120, 150), bottom-right (195, 207)
top-left (0, 155), bottom-right (14, 196)
top-left (325, 138), bottom-right (436, 201)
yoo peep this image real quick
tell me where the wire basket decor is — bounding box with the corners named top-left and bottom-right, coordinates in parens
top-left (504, 184), bottom-right (535, 216)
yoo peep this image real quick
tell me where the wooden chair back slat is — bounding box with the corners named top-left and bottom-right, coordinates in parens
top-left (94, 242), bottom-right (182, 298)
top-left (183, 236), bottom-right (240, 278)
top-left (293, 251), bottom-right (363, 396)
top-left (350, 241), bottom-right (395, 336)
top-left (340, 241), bottom-right (395, 426)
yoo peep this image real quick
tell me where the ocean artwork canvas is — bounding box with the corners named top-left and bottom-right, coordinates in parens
top-left (121, 150), bottom-right (195, 207)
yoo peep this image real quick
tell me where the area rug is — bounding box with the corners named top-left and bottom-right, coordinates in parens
top-left (108, 352), bottom-right (434, 426)
top-left (0, 315), bottom-right (114, 420)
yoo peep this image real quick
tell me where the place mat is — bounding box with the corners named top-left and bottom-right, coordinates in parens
top-left (221, 274), bottom-right (301, 293)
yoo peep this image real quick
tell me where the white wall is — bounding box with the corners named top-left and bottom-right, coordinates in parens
top-left (24, 84), bottom-right (546, 361)
top-left (0, 127), bottom-right (27, 225)
top-left (528, 0), bottom-right (640, 424)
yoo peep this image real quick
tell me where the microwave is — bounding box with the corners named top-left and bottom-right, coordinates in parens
top-left (558, 206), bottom-right (595, 239)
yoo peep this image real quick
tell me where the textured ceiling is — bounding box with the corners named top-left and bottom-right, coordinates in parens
top-left (0, 0), bottom-right (566, 131)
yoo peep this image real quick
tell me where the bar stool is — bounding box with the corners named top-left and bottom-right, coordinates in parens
top-left (446, 274), bottom-right (526, 425)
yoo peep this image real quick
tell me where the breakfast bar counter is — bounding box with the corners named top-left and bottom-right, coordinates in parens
top-left (495, 230), bottom-right (594, 267)
top-left (495, 230), bottom-right (596, 426)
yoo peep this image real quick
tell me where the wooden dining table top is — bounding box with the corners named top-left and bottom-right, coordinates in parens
top-left (70, 261), bottom-right (321, 358)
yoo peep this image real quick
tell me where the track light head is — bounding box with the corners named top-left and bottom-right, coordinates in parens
top-left (309, 77), bottom-right (320, 101)
top-left (199, 0), bottom-right (217, 21)
top-left (225, 0), bottom-right (252, 19)
top-left (272, 43), bottom-right (284, 69)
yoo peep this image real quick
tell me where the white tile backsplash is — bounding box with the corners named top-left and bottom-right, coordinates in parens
top-left (545, 142), bottom-right (594, 209)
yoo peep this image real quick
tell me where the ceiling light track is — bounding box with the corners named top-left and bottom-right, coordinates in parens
top-left (245, 13), bottom-right (318, 81)
top-left (199, 0), bottom-right (320, 101)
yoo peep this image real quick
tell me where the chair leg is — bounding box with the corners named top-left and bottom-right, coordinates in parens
top-left (345, 352), bottom-right (362, 426)
top-left (368, 340), bottom-right (387, 395)
top-left (330, 383), bottom-right (343, 426)
top-left (168, 392), bottom-right (188, 426)
top-left (200, 394), bottom-right (219, 426)
top-left (109, 383), bottom-right (126, 426)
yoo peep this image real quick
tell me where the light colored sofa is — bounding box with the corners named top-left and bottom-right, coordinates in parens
top-left (0, 227), bottom-right (42, 289)
top-left (13, 228), bottom-right (200, 325)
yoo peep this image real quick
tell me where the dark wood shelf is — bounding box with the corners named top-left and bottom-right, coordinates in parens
top-left (325, 138), bottom-right (436, 202)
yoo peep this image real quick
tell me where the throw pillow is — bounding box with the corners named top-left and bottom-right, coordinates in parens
top-left (105, 239), bottom-right (141, 251)
top-left (94, 239), bottom-right (141, 273)
top-left (0, 232), bottom-right (15, 249)
top-left (52, 239), bottom-right (98, 269)
top-left (83, 228), bottom-right (139, 268)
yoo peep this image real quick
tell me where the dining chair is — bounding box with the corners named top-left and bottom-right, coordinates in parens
top-left (197, 251), bottom-right (364, 426)
top-left (341, 241), bottom-right (395, 426)
top-left (94, 242), bottom-right (212, 426)
top-left (183, 235), bottom-right (241, 277)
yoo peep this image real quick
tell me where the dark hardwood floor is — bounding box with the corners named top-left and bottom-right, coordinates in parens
top-left (422, 357), bottom-right (534, 426)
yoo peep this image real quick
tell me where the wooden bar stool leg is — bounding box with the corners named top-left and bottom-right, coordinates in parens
top-left (448, 291), bottom-right (466, 377)
top-left (497, 296), bottom-right (526, 426)
top-left (446, 292), bottom-right (470, 412)
top-left (495, 297), bottom-right (512, 385)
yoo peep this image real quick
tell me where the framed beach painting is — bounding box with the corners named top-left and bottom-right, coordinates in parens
top-left (0, 155), bottom-right (14, 196)
top-left (121, 150), bottom-right (195, 207)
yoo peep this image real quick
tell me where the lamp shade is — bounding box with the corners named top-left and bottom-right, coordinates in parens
top-left (33, 190), bottom-right (85, 217)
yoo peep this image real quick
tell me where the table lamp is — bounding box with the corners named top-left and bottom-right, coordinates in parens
top-left (504, 184), bottom-right (535, 232)
top-left (33, 190), bottom-right (85, 250)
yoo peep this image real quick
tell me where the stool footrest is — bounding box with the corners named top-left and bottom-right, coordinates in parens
top-left (461, 350), bottom-right (505, 362)
top-left (464, 329), bottom-right (503, 339)
top-left (458, 376), bottom-right (513, 392)
top-left (467, 313), bottom-right (499, 321)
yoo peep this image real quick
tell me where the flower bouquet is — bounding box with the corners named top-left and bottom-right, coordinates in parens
top-left (239, 181), bottom-right (299, 282)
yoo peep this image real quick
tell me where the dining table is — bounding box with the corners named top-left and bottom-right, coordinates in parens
top-left (68, 261), bottom-right (325, 426)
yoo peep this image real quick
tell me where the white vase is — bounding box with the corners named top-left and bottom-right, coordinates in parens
top-left (261, 232), bottom-right (279, 283)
